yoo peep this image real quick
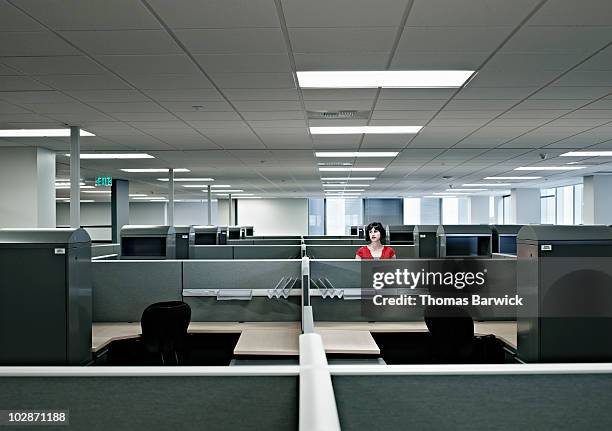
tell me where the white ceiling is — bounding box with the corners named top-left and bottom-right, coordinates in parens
top-left (1, 0), bottom-right (612, 200)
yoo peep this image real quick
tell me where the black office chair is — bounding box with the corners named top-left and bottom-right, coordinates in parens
top-left (141, 301), bottom-right (191, 365)
top-left (424, 305), bottom-right (475, 363)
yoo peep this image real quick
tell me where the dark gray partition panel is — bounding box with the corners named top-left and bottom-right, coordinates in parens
top-left (233, 245), bottom-right (301, 259)
top-left (333, 373), bottom-right (612, 431)
top-left (190, 245), bottom-right (234, 259)
top-left (183, 260), bottom-right (301, 321)
top-left (92, 261), bottom-right (182, 321)
top-left (227, 239), bottom-right (255, 245)
top-left (120, 225), bottom-right (176, 260)
top-left (91, 243), bottom-right (120, 257)
top-left (304, 239), bottom-right (354, 245)
top-left (252, 239), bottom-right (303, 245)
top-left (0, 375), bottom-right (298, 431)
top-left (307, 245), bottom-right (416, 259)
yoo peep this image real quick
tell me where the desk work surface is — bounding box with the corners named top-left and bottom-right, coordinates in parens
top-left (92, 321), bottom-right (517, 354)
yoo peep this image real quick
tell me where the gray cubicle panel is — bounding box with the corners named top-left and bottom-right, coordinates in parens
top-left (517, 225), bottom-right (612, 362)
top-left (227, 239), bottom-right (254, 245)
top-left (303, 239), bottom-right (358, 245)
top-left (233, 245), bottom-right (302, 259)
top-left (437, 225), bottom-right (493, 258)
top-left (492, 224), bottom-right (522, 255)
top-left (227, 226), bottom-right (242, 240)
top-left (310, 258), bottom-right (516, 322)
top-left (413, 225), bottom-right (439, 258)
top-left (189, 225), bottom-right (221, 248)
top-left (92, 260), bottom-right (182, 321)
top-left (174, 225), bottom-right (192, 259)
top-left (306, 244), bottom-right (416, 259)
top-left (120, 225), bottom-right (176, 260)
top-left (389, 225), bottom-right (415, 245)
top-left (0, 371), bottom-right (298, 431)
top-left (190, 245), bottom-right (234, 259)
top-left (183, 260), bottom-right (301, 321)
top-left (91, 243), bottom-right (120, 258)
top-left (0, 228), bottom-right (92, 365)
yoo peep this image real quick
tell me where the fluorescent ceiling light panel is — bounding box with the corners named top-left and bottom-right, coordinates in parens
top-left (56, 185), bottom-right (95, 189)
top-left (65, 153), bottom-right (153, 159)
top-left (297, 71), bottom-right (475, 88)
top-left (320, 177), bottom-right (376, 180)
top-left (484, 176), bottom-right (542, 180)
top-left (158, 177), bottom-right (214, 182)
top-left (310, 126), bottom-right (421, 135)
top-left (213, 190), bottom-right (244, 193)
top-left (121, 168), bottom-right (189, 173)
top-left (319, 167), bottom-right (384, 172)
top-left (513, 166), bottom-right (585, 171)
top-left (560, 151), bottom-right (612, 157)
top-left (132, 197), bottom-right (166, 200)
top-left (231, 194), bottom-right (254, 196)
top-left (129, 194), bottom-right (147, 197)
top-left (182, 184), bottom-right (217, 188)
top-left (325, 189), bottom-right (365, 192)
top-left (315, 151), bottom-right (398, 157)
top-left (237, 197), bottom-right (262, 199)
top-left (0, 129), bottom-right (94, 137)
top-left (446, 188), bottom-right (487, 192)
top-left (323, 184), bottom-right (370, 187)
top-left (463, 183), bottom-right (512, 187)
top-left (81, 190), bottom-right (111, 194)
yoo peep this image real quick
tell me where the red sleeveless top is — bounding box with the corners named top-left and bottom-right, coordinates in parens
top-left (356, 245), bottom-right (396, 259)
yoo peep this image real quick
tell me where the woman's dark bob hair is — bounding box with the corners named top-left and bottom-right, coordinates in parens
top-left (365, 222), bottom-right (386, 243)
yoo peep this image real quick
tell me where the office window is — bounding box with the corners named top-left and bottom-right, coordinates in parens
top-left (502, 195), bottom-right (512, 224)
top-left (421, 198), bottom-right (441, 224)
top-left (364, 198), bottom-right (403, 226)
top-left (489, 196), bottom-right (495, 224)
top-left (403, 198), bottom-right (420, 224)
top-left (540, 188), bottom-right (556, 224)
top-left (556, 185), bottom-right (574, 225)
top-left (574, 184), bottom-right (583, 225)
top-left (325, 198), bottom-right (363, 235)
top-left (442, 198), bottom-right (459, 224)
top-left (308, 198), bottom-right (324, 235)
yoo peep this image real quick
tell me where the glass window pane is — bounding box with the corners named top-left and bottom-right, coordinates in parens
top-left (574, 184), bottom-right (583, 225)
top-left (556, 185), bottom-right (574, 225)
top-left (540, 196), bottom-right (555, 224)
top-left (421, 198), bottom-right (440, 224)
top-left (403, 198), bottom-right (420, 224)
top-left (325, 198), bottom-right (362, 235)
top-left (308, 198), bottom-right (324, 235)
top-left (502, 195), bottom-right (511, 224)
top-left (442, 198), bottom-right (459, 224)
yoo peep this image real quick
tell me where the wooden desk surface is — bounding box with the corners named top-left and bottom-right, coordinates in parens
top-left (92, 321), bottom-right (517, 354)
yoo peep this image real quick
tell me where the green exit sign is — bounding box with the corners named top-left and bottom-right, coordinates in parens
top-left (95, 176), bottom-right (112, 187)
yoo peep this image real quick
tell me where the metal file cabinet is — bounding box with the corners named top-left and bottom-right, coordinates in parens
top-left (0, 228), bottom-right (92, 365)
top-left (388, 225), bottom-right (415, 245)
top-left (517, 225), bottom-right (612, 362)
top-left (174, 225), bottom-right (192, 259)
top-left (120, 225), bottom-right (176, 259)
top-left (413, 225), bottom-right (438, 258)
top-left (437, 225), bottom-right (493, 258)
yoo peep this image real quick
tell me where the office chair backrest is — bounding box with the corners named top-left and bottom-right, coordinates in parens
top-left (141, 301), bottom-right (191, 362)
top-left (424, 305), bottom-right (474, 362)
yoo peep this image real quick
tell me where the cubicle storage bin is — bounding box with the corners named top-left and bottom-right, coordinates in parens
top-left (437, 225), bottom-right (493, 258)
top-left (517, 225), bottom-right (612, 363)
top-left (174, 225), bottom-right (192, 259)
top-left (492, 225), bottom-right (522, 255)
top-left (0, 228), bottom-right (92, 365)
top-left (120, 225), bottom-right (176, 259)
top-left (388, 225), bottom-right (415, 245)
top-left (413, 225), bottom-right (438, 258)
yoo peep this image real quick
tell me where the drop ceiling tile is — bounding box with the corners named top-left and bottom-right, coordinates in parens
top-left (113, 112), bottom-right (178, 122)
top-left (210, 72), bottom-right (295, 89)
top-left (502, 26), bottom-right (612, 53)
top-left (391, 51), bottom-right (488, 69)
top-left (0, 76), bottom-right (51, 91)
top-left (174, 111), bottom-right (242, 121)
top-left (295, 53), bottom-right (388, 70)
top-left (35, 74), bottom-right (131, 90)
top-left (304, 100), bottom-right (374, 111)
top-left (61, 30), bottom-right (181, 55)
top-left (375, 99), bottom-right (447, 110)
top-left (282, 0), bottom-right (407, 27)
top-left (125, 74), bottom-right (213, 89)
top-left (241, 111), bottom-right (305, 120)
top-left (194, 54), bottom-right (291, 73)
top-left (0, 32), bottom-right (78, 56)
top-left (454, 87), bottom-right (539, 100)
top-left (397, 27), bottom-right (512, 53)
top-left (0, 2), bottom-right (45, 30)
top-left (529, 0), bottom-right (612, 25)
top-left (1, 56), bottom-right (107, 75)
top-left (444, 99), bottom-right (519, 110)
top-left (371, 110), bottom-right (437, 120)
top-left (97, 55), bottom-right (200, 76)
top-left (531, 86), bottom-right (612, 99)
top-left (554, 70), bottom-right (612, 87)
top-left (158, 100), bottom-right (233, 111)
top-left (378, 89), bottom-right (456, 100)
top-left (0, 101), bottom-right (30, 114)
top-left (290, 28), bottom-right (396, 53)
top-left (232, 100), bottom-right (302, 111)
top-left (175, 28), bottom-right (286, 54)
top-left (223, 89), bottom-right (300, 101)
top-left (145, 89), bottom-right (225, 102)
top-left (514, 99), bottom-right (591, 110)
top-left (65, 89), bottom-right (151, 102)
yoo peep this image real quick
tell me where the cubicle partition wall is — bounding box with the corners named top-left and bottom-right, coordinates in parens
top-left (306, 245), bottom-right (417, 259)
top-left (91, 243), bottom-right (120, 259)
top-left (174, 225), bottom-right (192, 259)
top-left (437, 225), bottom-right (493, 258)
top-left (309, 258), bottom-right (517, 322)
top-left (388, 225), bottom-right (415, 245)
top-left (190, 245), bottom-right (302, 259)
top-left (414, 225), bottom-right (439, 258)
top-left (491, 224), bottom-right (522, 255)
top-left (120, 225), bottom-right (176, 260)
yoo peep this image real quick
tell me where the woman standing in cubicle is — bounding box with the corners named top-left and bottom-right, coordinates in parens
top-left (355, 222), bottom-right (396, 260)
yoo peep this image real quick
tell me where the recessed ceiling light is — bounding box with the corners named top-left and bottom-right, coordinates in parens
top-left (213, 190), bottom-right (244, 193)
top-left (320, 177), bottom-right (376, 181)
top-left (296, 71), bottom-right (475, 88)
top-left (182, 184), bottom-right (219, 188)
top-left (323, 184), bottom-right (370, 187)
top-left (462, 183), bottom-right (512, 187)
top-left (319, 167), bottom-right (384, 172)
top-left (445, 188), bottom-right (488, 192)
top-left (484, 176), bottom-right (542, 180)
top-left (129, 194), bottom-right (148, 197)
top-left (157, 177), bottom-right (214, 182)
top-left (81, 190), bottom-right (112, 194)
top-left (230, 194), bottom-right (254, 196)
top-left (560, 151), bottom-right (612, 157)
top-left (315, 151), bottom-right (398, 157)
top-left (132, 196), bottom-right (166, 200)
top-left (325, 189), bottom-right (365, 192)
top-left (310, 126), bottom-right (421, 135)
top-left (121, 168), bottom-right (189, 173)
top-left (64, 153), bottom-right (153, 159)
top-left (0, 129), bottom-right (94, 137)
top-left (211, 185), bottom-right (232, 188)
top-left (513, 166), bottom-right (585, 171)
top-left (55, 182), bottom-right (85, 187)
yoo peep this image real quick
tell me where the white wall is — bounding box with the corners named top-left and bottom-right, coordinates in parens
top-left (129, 202), bottom-right (167, 225)
top-left (175, 201), bottom-right (218, 225)
top-left (237, 199), bottom-right (308, 235)
top-left (469, 196), bottom-right (490, 224)
top-left (510, 188), bottom-right (540, 224)
top-left (583, 175), bottom-right (612, 225)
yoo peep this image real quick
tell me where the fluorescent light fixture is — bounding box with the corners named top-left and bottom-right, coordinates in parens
top-left (484, 176), bottom-right (542, 180)
top-left (57, 199), bottom-right (95, 203)
top-left (231, 194), bottom-right (254, 196)
top-left (323, 184), bottom-right (370, 187)
top-left (122, 168), bottom-right (189, 173)
top-left (55, 182), bottom-right (85, 187)
top-left (320, 177), bottom-right (376, 180)
top-left (81, 190), bottom-right (112, 194)
top-left (56, 185), bottom-right (95, 189)
top-left (79, 200), bottom-right (95, 203)
top-left (237, 196), bottom-right (262, 199)
top-left (0, 128), bottom-right (94, 137)
top-left (213, 190), bottom-right (244, 193)
top-left (296, 71), bottom-right (475, 88)
top-left (310, 126), bottom-right (421, 135)
top-left (157, 177), bottom-right (213, 182)
top-left (560, 151), bottom-right (612, 157)
top-left (319, 167), bottom-right (385, 172)
top-left (432, 192), bottom-right (469, 195)
top-left (315, 151), bottom-right (398, 157)
top-left (513, 166), bottom-right (586, 171)
top-left (445, 188), bottom-right (487, 192)
top-left (64, 153), bottom-right (153, 159)
top-left (182, 184), bottom-right (218, 188)
top-left (132, 196), bottom-right (166, 200)
top-left (211, 185), bottom-right (232, 188)
top-left (463, 183), bottom-right (512, 187)
top-left (325, 189), bottom-right (365, 192)
top-left (129, 194), bottom-right (147, 197)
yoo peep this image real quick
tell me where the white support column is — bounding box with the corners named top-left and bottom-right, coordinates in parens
top-left (70, 126), bottom-right (80, 229)
top-left (510, 188), bottom-right (540, 224)
top-left (583, 175), bottom-right (612, 224)
top-left (168, 168), bottom-right (174, 226)
top-left (228, 193), bottom-right (232, 225)
top-left (470, 196), bottom-right (490, 224)
top-left (207, 185), bottom-right (212, 225)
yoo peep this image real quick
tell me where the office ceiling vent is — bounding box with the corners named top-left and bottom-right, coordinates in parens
top-left (307, 110), bottom-right (370, 120)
